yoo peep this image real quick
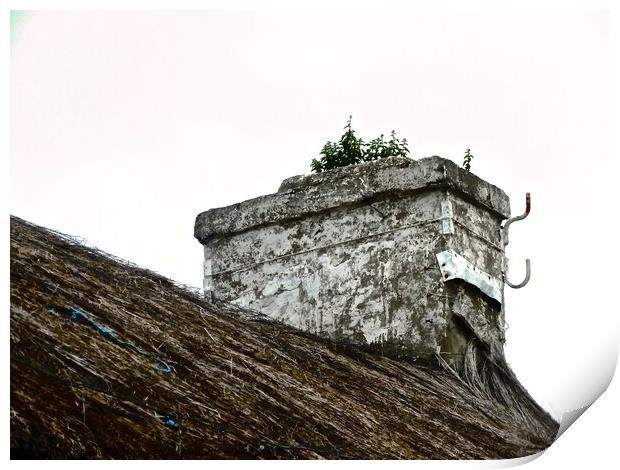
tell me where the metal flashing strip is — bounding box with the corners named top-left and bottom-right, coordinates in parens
top-left (436, 250), bottom-right (503, 303)
top-left (203, 246), bottom-right (214, 300)
top-left (439, 197), bottom-right (455, 235)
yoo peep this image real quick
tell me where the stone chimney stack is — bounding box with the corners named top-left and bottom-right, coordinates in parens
top-left (194, 156), bottom-right (513, 368)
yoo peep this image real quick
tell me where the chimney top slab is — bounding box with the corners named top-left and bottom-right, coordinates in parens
top-left (194, 156), bottom-right (510, 244)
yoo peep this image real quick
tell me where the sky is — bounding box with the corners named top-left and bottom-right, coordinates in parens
top-left (9, 7), bottom-right (613, 422)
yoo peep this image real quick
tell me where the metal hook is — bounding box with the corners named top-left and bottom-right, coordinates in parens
top-left (501, 192), bottom-right (531, 289)
top-left (505, 258), bottom-right (531, 289)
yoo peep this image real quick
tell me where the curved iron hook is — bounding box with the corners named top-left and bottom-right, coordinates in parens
top-left (502, 192), bottom-right (531, 289)
top-left (505, 258), bottom-right (531, 289)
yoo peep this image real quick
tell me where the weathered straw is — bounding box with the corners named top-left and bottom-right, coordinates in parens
top-left (10, 216), bottom-right (557, 459)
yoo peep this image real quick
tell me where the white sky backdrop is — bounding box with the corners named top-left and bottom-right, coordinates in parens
top-left (10, 8), bottom-right (613, 422)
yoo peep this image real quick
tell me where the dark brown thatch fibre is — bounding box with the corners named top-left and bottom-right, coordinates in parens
top-left (10, 216), bottom-right (558, 459)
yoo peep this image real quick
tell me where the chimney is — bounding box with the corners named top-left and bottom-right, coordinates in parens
top-left (194, 156), bottom-right (517, 369)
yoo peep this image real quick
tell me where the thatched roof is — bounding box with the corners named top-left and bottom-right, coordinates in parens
top-left (10, 216), bottom-right (557, 459)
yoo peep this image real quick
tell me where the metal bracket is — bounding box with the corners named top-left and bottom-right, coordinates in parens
top-left (501, 192), bottom-right (531, 289)
top-left (436, 250), bottom-right (503, 303)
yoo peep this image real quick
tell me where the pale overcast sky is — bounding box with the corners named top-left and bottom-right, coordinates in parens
top-left (10, 8), bottom-right (612, 422)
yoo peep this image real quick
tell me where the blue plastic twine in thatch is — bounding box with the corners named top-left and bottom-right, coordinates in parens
top-left (49, 306), bottom-right (174, 374)
top-left (69, 307), bottom-right (122, 343)
top-left (155, 413), bottom-right (181, 429)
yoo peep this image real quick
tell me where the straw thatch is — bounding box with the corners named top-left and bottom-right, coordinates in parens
top-left (10, 215), bottom-right (557, 459)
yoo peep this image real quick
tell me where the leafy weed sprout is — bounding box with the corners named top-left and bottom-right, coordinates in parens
top-left (311, 116), bottom-right (409, 173)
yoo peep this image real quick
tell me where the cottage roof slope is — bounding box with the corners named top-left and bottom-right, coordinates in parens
top-left (10, 216), bottom-right (556, 459)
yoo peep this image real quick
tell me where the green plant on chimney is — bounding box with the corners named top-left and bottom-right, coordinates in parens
top-left (311, 116), bottom-right (409, 173)
top-left (463, 148), bottom-right (474, 172)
